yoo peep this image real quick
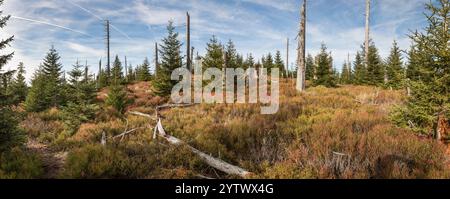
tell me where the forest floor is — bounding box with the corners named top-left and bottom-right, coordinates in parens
top-left (26, 139), bottom-right (67, 178)
top-left (19, 80), bottom-right (450, 179)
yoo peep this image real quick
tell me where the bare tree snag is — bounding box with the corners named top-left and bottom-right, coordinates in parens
top-left (155, 42), bottom-right (159, 76)
top-left (105, 20), bottom-right (111, 78)
top-left (101, 132), bottom-right (106, 146)
top-left (296, 0), bottom-right (306, 92)
top-left (124, 56), bottom-right (128, 81)
top-left (286, 37), bottom-right (289, 78)
top-left (186, 12), bottom-right (191, 72)
top-left (365, 0), bottom-right (371, 68)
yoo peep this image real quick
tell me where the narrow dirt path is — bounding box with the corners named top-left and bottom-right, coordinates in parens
top-left (27, 140), bottom-right (67, 179)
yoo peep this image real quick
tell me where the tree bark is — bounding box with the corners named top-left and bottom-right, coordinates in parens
top-left (186, 12), bottom-right (191, 72)
top-left (286, 37), bottom-right (289, 78)
top-left (296, 0), bottom-right (306, 92)
top-left (155, 42), bottom-right (159, 76)
top-left (365, 0), bottom-right (370, 69)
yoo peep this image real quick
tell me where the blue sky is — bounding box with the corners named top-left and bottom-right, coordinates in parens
top-left (2, 0), bottom-right (431, 81)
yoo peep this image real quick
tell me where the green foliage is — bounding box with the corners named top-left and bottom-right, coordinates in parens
top-left (353, 52), bottom-right (367, 84)
top-left (0, 0), bottom-right (13, 68)
top-left (406, 45), bottom-right (421, 81)
top-left (7, 62), bottom-right (28, 104)
top-left (111, 55), bottom-right (123, 84)
top-left (243, 53), bottom-right (255, 70)
top-left (126, 65), bottom-right (135, 82)
top-left (262, 53), bottom-right (274, 72)
top-left (203, 35), bottom-right (224, 70)
top-left (274, 51), bottom-right (285, 76)
top-left (0, 2), bottom-right (24, 153)
top-left (152, 21), bottom-right (183, 96)
top-left (340, 62), bottom-right (352, 84)
top-left (61, 144), bottom-right (203, 179)
top-left (393, 0), bottom-right (450, 135)
top-left (385, 41), bottom-right (405, 89)
top-left (0, 107), bottom-right (24, 152)
top-left (362, 41), bottom-right (384, 86)
top-left (25, 47), bottom-right (66, 112)
top-left (0, 147), bottom-right (44, 179)
top-left (105, 83), bottom-right (128, 114)
top-left (305, 54), bottom-right (315, 80)
top-left (313, 43), bottom-right (336, 87)
top-left (225, 39), bottom-right (238, 69)
top-left (98, 68), bottom-right (109, 88)
top-left (62, 61), bottom-right (99, 134)
top-left (136, 58), bottom-right (151, 81)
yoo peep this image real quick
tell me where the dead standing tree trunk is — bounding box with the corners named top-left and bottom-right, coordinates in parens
top-left (296, 0), bottom-right (306, 92)
top-left (155, 42), bottom-right (159, 77)
top-left (186, 12), bottom-right (191, 72)
top-left (286, 38), bottom-right (290, 79)
top-left (365, 0), bottom-right (371, 69)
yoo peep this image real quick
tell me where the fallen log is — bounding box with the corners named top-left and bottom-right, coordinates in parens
top-left (113, 128), bottom-right (145, 141)
top-left (127, 104), bottom-right (251, 178)
top-left (156, 103), bottom-right (195, 111)
top-left (129, 111), bottom-right (157, 121)
top-left (153, 119), bottom-right (251, 178)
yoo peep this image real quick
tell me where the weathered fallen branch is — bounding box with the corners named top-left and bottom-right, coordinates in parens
top-left (128, 103), bottom-right (251, 178)
top-left (129, 111), bottom-right (157, 121)
top-left (153, 119), bottom-right (251, 178)
top-left (113, 128), bottom-right (145, 141)
top-left (156, 103), bottom-right (195, 111)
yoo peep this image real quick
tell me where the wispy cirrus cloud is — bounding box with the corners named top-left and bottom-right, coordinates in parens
top-left (2, 0), bottom-right (432, 81)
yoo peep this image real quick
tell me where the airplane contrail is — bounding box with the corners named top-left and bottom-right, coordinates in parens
top-left (11, 16), bottom-right (92, 37)
top-left (67, 0), bottom-right (132, 40)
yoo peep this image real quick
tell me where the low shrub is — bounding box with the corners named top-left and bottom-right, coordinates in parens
top-left (0, 147), bottom-right (44, 179)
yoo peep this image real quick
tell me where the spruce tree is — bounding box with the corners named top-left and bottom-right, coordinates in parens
top-left (203, 35), bottom-right (224, 70)
top-left (111, 55), bottom-right (123, 84)
top-left (98, 69), bottom-right (109, 88)
top-left (68, 60), bottom-right (83, 85)
top-left (136, 58), bottom-right (151, 81)
top-left (63, 61), bottom-right (98, 134)
top-left (385, 40), bottom-right (405, 89)
top-left (127, 65), bottom-right (135, 82)
top-left (274, 51), bottom-right (285, 76)
top-left (362, 41), bottom-right (384, 85)
top-left (152, 21), bottom-right (183, 96)
top-left (41, 46), bottom-right (65, 107)
top-left (25, 47), bottom-right (65, 111)
top-left (243, 54), bottom-right (255, 70)
top-left (406, 44), bottom-right (421, 81)
top-left (1, 0), bottom-right (23, 152)
top-left (353, 52), bottom-right (366, 85)
top-left (25, 68), bottom-right (47, 112)
top-left (236, 54), bottom-right (244, 68)
top-left (106, 83), bottom-right (128, 114)
top-left (225, 39), bottom-right (238, 69)
top-left (340, 62), bottom-right (351, 84)
top-left (305, 54), bottom-right (315, 80)
top-left (8, 62), bottom-right (28, 104)
top-left (263, 53), bottom-right (274, 73)
top-left (393, 0), bottom-right (450, 136)
top-left (313, 43), bottom-right (336, 87)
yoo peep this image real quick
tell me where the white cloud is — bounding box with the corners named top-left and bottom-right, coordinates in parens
top-left (240, 0), bottom-right (297, 12)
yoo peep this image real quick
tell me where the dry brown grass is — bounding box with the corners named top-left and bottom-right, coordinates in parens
top-left (23, 80), bottom-right (450, 179)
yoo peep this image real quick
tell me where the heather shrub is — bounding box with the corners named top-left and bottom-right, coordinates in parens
top-left (0, 147), bottom-right (44, 179)
top-left (61, 143), bottom-right (204, 179)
